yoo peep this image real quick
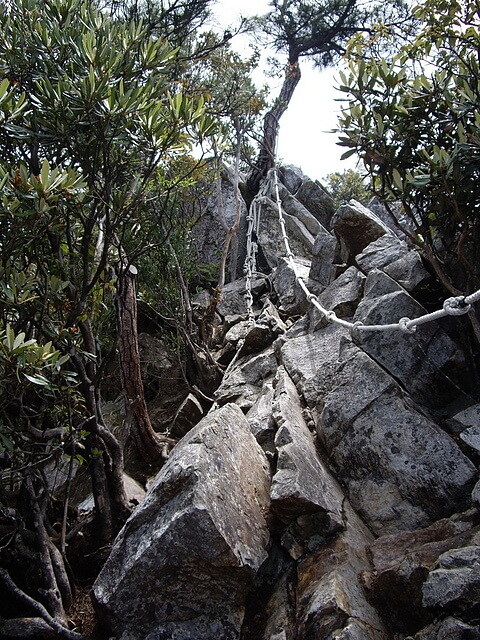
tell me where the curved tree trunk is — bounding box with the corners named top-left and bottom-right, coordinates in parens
top-left (246, 61), bottom-right (301, 197)
top-left (116, 261), bottom-right (174, 466)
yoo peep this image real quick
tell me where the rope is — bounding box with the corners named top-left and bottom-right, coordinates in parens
top-left (267, 167), bottom-right (479, 336)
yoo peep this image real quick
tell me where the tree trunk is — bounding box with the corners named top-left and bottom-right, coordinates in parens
top-left (246, 61), bottom-right (301, 197)
top-left (116, 261), bottom-right (174, 465)
top-left (72, 320), bottom-right (131, 541)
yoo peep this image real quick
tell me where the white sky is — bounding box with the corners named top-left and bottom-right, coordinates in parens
top-left (210, 0), bottom-right (359, 182)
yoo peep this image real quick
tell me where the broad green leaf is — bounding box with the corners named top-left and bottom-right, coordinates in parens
top-left (23, 372), bottom-right (52, 387)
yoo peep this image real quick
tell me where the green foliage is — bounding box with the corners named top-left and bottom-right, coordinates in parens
top-left (0, 0), bottom-right (270, 624)
top-left (337, 0), bottom-right (480, 292)
top-left (324, 169), bottom-right (370, 209)
top-left (0, 0), bottom-right (217, 334)
top-left (0, 322), bottom-right (80, 467)
top-left (254, 0), bottom-right (412, 65)
top-left (107, 0), bottom-right (214, 50)
top-left (0, 0), bottom-right (220, 520)
top-left (183, 45), bottom-right (269, 166)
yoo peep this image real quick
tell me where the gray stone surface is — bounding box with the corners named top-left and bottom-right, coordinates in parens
top-left (414, 616), bottom-right (480, 639)
top-left (214, 347), bottom-right (278, 411)
top-left (328, 620), bottom-right (387, 640)
top-left (271, 257), bottom-right (311, 316)
top-left (257, 198), bottom-right (315, 269)
top-left (279, 323), bottom-right (350, 410)
top-left (353, 270), bottom-right (466, 408)
top-left (191, 165), bottom-right (248, 279)
top-left (319, 342), bottom-right (477, 534)
top-left (170, 393), bottom-right (204, 438)
top-left (423, 546), bottom-right (480, 616)
top-left (295, 502), bottom-right (389, 640)
top-left (283, 212), bottom-right (316, 252)
top-left (295, 179), bottom-right (335, 229)
top-left (78, 473), bottom-right (146, 514)
top-left (384, 250), bottom-right (429, 292)
top-left (366, 197), bottom-right (413, 238)
top-left (221, 304), bottom-right (286, 363)
top-left (281, 191), bottom-right (325, 237)
top-left (270, 367), bottom-right (345, 534)
top-left (311, 266), bottom-right (365, 331)
top-left (308, 231), bottom-right (339, 292)
top-left (246, 382), bottom-right (276, 456)
top-left (452, 403), bottom-right (480, 429)
top-left (216, 276), bottom-right (267, 318)
top-left (460, 426), bottom-right (480, 454)
top-left (331, 200), bottom-right (392, 264)
top-left (278, 164), bottom-right (305, 194)
top-left (92, 404), bottom-right (271, 640)
top-left (86, 165), bottom-right (480, 640)
top-left (355, 233), bottom-right (409, 273)
top-left (473, 480), bottom-right (480, 507)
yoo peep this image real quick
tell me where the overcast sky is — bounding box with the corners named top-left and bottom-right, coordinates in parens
top-left (210, 0), bottom-right (358, 182)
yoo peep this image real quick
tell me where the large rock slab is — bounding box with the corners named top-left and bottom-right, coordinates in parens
top-left (92, 404), bottom-right (271, 640)
top-left (353, 270), bottom-right (467, 408)
top-left (270, 367), bottom-right (345, 538)
top-left (216, 276), bottom-right (268, 318)
top-left (355, 234), bottom-right (409, 273)
top-left (319, 342), bottom-right (477, 534)
top-left (413, 616), bottom-right (480, 639)
top-left (271, 257), bottom-right (311, 316)
top-left (214, 347), bottom-right (278, 411)
top-left (246, 382), bottom-right (276, 456)
top-left (257, 197), bottom-right (315, 270)
top-left (422, 545), bottom-right (480, 620)
top-left (294, 179), bottom-right (335, 229)
top-left (170, 392), bottom-right (204, 438)
top-left (366, 197), bottom-right (412, 238)
top-left (460, 426), bottom-right (480, 454)
top-left (279, 322), bottom-right (350, 411)
top-left (277, 164), bottom-right (305, 194)
top-left (384, 250), bottom-right (429, 292)
top-left (331, 200), bottom-right (392, 264)
top-left (308, 231), bottom-right (338, 292)
top-left (295, 503), bottom-right (389, 640)
top-left (451, 403), bottom-right (480, 431)
top-left (280, 189), bottom-right (326, 237)
top-left (362, 510), bottom-right (480, 634)
top-left (191, 164), bottom-right (248, 280)
top-left (310, 266), bottom-right (365, 331)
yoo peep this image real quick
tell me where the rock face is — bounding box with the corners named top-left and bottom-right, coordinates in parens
top-left (422, 545), bottom-right (480, 617)
top-left (270, 367), bottom-right (345, 535)
top-left (319, 341), bottom-right (477, 534)
top-left (91, 166), bottom-right (480, 640)
top-left (190, 164), bottom-right (248, 280)
top-left (295, 513), bottom-right (390, 640)
top-left (352, 270), bottom-right (467, 408)
top-left (92, 404), bottom-right (271, 640)
top-left (361, 510), bottom-right (480, 634)
top-left (331, 199), bottom-right (392, 264)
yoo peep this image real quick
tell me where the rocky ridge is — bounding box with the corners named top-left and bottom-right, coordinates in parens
top-left (92, 166), bottom-right (480, 639)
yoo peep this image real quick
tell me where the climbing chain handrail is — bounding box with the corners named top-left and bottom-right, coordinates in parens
top-left (243, 177), bottom-right (270, 324)
top-left (266, 167), bottom-right (480, 335)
